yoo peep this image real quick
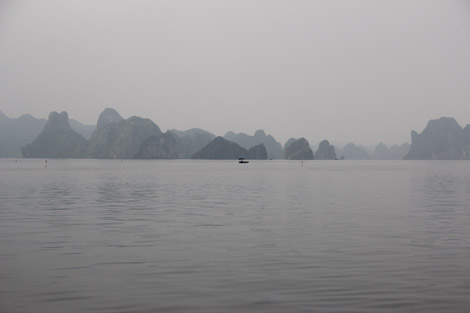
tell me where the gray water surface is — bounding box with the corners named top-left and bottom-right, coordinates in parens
top-left (1, 159), bottom-right (470, 313)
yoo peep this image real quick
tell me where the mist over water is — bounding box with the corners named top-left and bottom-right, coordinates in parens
top-left (2, 1), bottom-right (470, 144)
top-left (1, 159), bottom-right (470, 312)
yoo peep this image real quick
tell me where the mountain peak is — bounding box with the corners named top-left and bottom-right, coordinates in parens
top-left (254, 129), bottom-right (266, 138)
top-left (97, 108), bottom-right (123, 129)
top-left (46, 111), bottom-right (70, 129)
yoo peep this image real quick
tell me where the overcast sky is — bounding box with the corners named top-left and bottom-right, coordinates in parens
top-left (1, 0), bottom-right (469, 145)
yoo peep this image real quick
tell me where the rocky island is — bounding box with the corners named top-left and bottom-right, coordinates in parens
top-left (404, 117), bottom-right (470, 160)
top-left (284, 138), bottom-right (314, 160)
top-left (191, 137), bottom-right (268, 160)
top-left (21, 111), bottom-right (87, 158)
top-left (224, 129), bottom-right (283, 159)
top-left (11, 109), bottom-right (465, 161)
top-left (170, 128), bottom-right (216, 159)
top-left (314, 140), bottom-right (337, 160)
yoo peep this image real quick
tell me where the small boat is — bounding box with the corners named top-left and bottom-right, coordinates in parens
top-left (238, 158), bottom-right (249, 164)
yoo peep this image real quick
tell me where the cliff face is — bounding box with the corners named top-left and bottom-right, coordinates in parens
top-left (19, 108), bottom-right (178, 159)
top-left (87, 108), bottom-right (178, 159)
top-left (224, 129), bottom-right (283, 159)
top-left (87, 115), bottom-right (162, 159)
top-left (314, 140), bottom-right (337, 160)
top-left (0, 110), bottom-right (96, 157)
top-left (135, 131), bottom-right (178, 159)
top-left (283, 138), bottom-right (298, 152)
top-left (464, 125), bottom-right (470, 157)
top-left (96, 108), bottom-right (124, 129)
top-left (284, 138), bottom-right (314, 160)
top-left (404, 117), bottom-right (470, 160)
top-left (21, 111), bottom-right (87, 158)
top-left (247, 143), bottom-right (268, 160)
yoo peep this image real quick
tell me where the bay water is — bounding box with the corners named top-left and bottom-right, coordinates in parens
top-left (1, 159), bottom-right (470, 312)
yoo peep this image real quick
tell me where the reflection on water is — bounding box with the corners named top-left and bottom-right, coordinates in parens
top-left (1, 159), bottom-right (470, 313)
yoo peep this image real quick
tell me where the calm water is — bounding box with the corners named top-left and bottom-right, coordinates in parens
top-left (1, 159), bottom-right (470, 313)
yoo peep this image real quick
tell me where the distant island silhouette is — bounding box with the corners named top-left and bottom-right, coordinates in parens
top-left (2, 108), bottom-right (468, 160)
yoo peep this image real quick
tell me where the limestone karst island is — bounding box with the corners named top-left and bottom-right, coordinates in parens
top-left (1, 108), bottom-right (470, 160)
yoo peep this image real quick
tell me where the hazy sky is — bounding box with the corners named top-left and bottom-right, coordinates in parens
top-left (1, 0), bottom-right (469, 145)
